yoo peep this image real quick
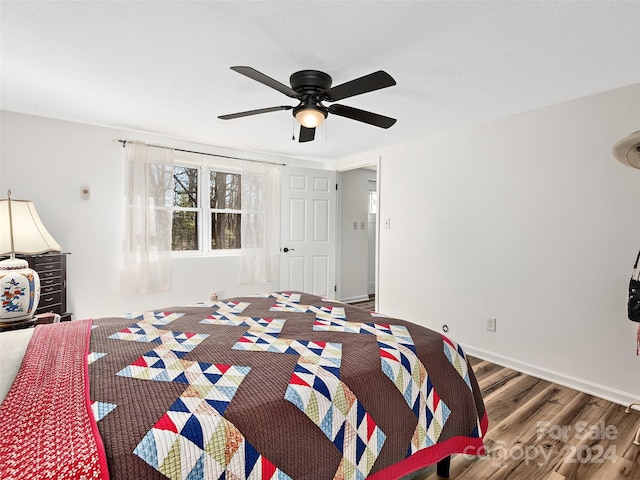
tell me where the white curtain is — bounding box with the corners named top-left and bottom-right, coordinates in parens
top-left (120, 141), bottom-right (175, 295)
top-left (240, 160), bottom-right (281, 284)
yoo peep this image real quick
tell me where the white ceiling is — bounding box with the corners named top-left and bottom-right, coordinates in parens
top-left (1, 1), bottom-right (639, 162)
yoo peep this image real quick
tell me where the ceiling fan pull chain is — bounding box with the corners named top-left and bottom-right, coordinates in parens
top-left (292, 117), bottom-right (296, 141)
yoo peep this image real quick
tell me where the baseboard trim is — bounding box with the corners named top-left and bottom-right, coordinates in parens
top-left (341, 295), bottom-right (371, 304)
top-left (463, 345), bottom-right (640, 410)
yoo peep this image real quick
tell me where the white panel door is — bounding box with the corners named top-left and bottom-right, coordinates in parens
top-left (280, 167), bottom-right (336, 298)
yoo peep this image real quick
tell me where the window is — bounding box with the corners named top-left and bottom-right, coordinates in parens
top-left (369, 189), bottom-right (377, 215)
top-left (171, 165), bottom-right (242, 252)
top-left (172, 166), bottom-right (199, 251)
top-left (210, 170), bottom-right (241, 249)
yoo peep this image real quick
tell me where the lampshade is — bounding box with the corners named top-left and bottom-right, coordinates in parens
top-left (0, 195), bottom-right (61, 256)
top-left (612, 131), bottom-right (640, 170)
top-left (0, 191), bottom-right (60, 325)
top-left (295, 107), bottom-right (327, 129)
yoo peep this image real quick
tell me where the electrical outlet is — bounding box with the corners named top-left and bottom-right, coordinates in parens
top-left (486, 317), bottom-right (497, 332)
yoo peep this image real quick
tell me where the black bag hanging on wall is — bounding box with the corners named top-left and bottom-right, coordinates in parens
top-left (629, 250), bottom-right (640, 322)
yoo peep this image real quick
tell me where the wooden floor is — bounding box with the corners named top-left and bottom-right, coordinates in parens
top-left (419, 356), bottom-right (640, 480)
top-left (348, 300), bottom-right (640, 480)
top-left (351, 298), bottom-right (376, 311)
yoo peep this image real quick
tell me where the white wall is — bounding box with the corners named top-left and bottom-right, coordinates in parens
top-left (338, 84), bottom-right (640, 406)
top-left (0, 111), bottom-right (320, 318)
top-left (338, 168), bottom-right (377, 302)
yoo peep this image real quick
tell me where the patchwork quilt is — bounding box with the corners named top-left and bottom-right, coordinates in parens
top-left (0, 292), bottom-right (487, 480)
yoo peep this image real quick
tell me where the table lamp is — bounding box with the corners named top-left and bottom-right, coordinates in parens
top-left (0, 190), bottom-right (61, 324)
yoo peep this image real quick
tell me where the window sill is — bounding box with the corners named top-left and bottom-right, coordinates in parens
top-left (171, 250), bottom-right (242, 259)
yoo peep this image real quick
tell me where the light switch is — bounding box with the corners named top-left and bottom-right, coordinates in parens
top-left (353, 222), bottom-right (358, 230)
top-left (384, 218), bottom-right (390, 229)
top-left (360, 222), bottom-right (365, 230)
top-left (81, 186), bottom-right (90, 200)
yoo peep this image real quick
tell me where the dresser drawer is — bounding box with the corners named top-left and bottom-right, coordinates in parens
top-left (36, 261), bottom-right (61, 274)
top-left (41, 282), bottom-right (61, 295)
top-left (38, 291), bottom-right (62, 310)
top-left (39, 270), bottom-right (61, 282)
top-left (40, 276), bottom-right (61, 288)
top-left (34, 255), bottom-right (61, 266)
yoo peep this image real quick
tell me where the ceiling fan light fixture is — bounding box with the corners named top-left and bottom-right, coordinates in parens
top-left (294, 105), bottom-right (327, 129)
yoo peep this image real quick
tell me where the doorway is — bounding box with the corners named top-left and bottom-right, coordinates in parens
top-left (337, 163), bottom-right (378, 304)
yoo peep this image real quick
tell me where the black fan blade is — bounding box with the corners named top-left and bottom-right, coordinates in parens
top-left (324, 70), bottom-right (396, 102)
top-left (218, 105), bottom-right (292, 120)
top-left (230, 66), bottom-right (298, 98)
top-left (299, 126), bottom-right (316, 143)
top-left (328, 104), bottom-right (397, 129)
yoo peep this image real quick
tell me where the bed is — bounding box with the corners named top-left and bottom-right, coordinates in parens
top-left (0, 291), bottom-right (487, 479)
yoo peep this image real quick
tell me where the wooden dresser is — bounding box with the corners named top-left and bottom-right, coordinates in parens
top-left (16, 252), bottom-right (71, 321)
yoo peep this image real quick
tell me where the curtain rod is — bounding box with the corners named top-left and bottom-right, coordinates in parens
top-left (114, 139), bottom-right (287, 166)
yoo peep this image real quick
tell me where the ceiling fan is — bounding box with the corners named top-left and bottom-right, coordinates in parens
top-left (218, 66), bottom-right (397, 143)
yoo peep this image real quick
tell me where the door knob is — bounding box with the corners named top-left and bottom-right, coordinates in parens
top-left (282, 247), bottom-right (295, 253)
